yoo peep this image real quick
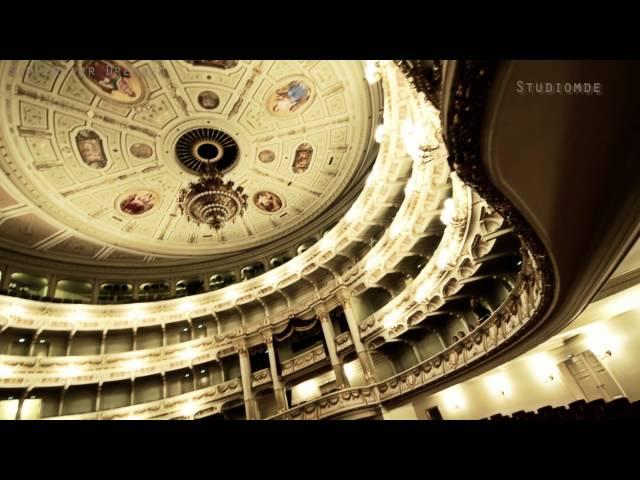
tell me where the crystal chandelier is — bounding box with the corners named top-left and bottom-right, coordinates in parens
top-left (176, 128), bottom-right (248, 230)
top-left (178, 172), bottom-right (248, 230)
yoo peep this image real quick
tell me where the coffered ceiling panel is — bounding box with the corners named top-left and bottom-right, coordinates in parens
top-left (0, 60), bottom-right (379, 267)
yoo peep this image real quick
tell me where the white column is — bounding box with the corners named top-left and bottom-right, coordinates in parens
top-left (46, 275), bottom-right (57, 298)
top-left (339, 292), bottom-right (376, 384)
top-left (317, 311), bottom-right (349, 389)
top-left (237, 343), bottom-right (258, 420)
top-left (265, 335), bottom-right (288, 411)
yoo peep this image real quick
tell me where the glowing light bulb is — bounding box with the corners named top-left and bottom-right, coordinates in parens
top-left (366, 254), bottom-right (383, 272)
top-left (383, 309), bottom-right (402, 330)
top-left (6, 305), bottom-right (25, 317)
top-left (365, 60), bottom-right (381, 84)
top-left (436, 251), bottom-right (451, 270)
top-left (289, 257), bottom-right (304, 274)
top-left (440, 198), bottom-right (456, 225)
top-left (485, 372), bottom-right (511, 398)
top-left (584, 322), bottom-right (622, 358)
top-left (181, 402), bottom-right (198, 418)
top-left (374, 124), bottom-right (385, 143)
top-left (70, 310), bottom-right (86, 323)
top-left (404, 177), bottom-right (418, 197)
top-left (0, 364), bottom-right (13, 377)
top-left (178, 302), bottom-right (194, 314)
top-left (527, 353), bottom-right (558, 384)
top-left (441, 385), bottom-right (465, 410)
top-left (414, 279), bottom-right (435, 302)
top-left (264, 272), bottom-right (279, 288)
top-left (124, 358), bottom-right (145, 371)
top-left (390, 220), bottom-right (408, 239)
top-left (180, 348), bottom-right (197, 361)
top-left (345, 205), bottom-right (362, 224)
top-left (61, 365), bottom-right (81, 378)
top-left (225, 288), bottom-right (239, 302)
top-left (319, 234), bottom-right (334, 250)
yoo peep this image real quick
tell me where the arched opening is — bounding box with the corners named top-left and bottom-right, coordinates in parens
top-left (98, 282), bottom-right (133, 303)
top-left (240, 262), bottom-right (265, 281)
top-left (54, 279), bottom-right (93, 302)
top-left (209, 272), bottom-right (236, 291)
top-left (138, 281), bottom-right (171, 301)
top-left (8, 272), bottom-right (48, 298)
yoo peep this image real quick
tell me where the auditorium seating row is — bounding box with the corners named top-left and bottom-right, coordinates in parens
top-left (482, 397), bottom-right (639, 420)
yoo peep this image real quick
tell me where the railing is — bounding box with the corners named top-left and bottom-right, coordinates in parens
top-left (335, 332), bottom-right (353, 353)
top-left (268, 251), bottom-right (543, 420)
top-left (0, 336), bottom-right (224, 388)
top-left (50, 378), bottom-right (242, 420)
top-left (251, 368), bottom-right (272, 388)
top-left (281, 344), bottom-right (327, 377)
top-left (394, 60), bottom-right (443, 110)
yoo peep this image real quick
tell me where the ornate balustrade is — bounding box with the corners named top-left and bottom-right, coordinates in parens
top-left (335, 331), bottom-right (353, 353)
top-left (0, 64), bottom-right (424, 335)
top-left (0, 336), bottom-right (228, 388)
top-left (268, 250), bottom-right (543, 420)
top-left (251, 368), bottom-right (272, 388)
top-left (280, 344), bottom-right (327, 378)
top-left (50, 378), bottom-right (242, 420)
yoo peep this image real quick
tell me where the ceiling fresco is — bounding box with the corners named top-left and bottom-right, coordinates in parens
top-left (0, 60), bottom-right (378, 266)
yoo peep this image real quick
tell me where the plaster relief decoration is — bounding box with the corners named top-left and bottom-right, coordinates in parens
top-left (254, 191), bottom-right (283, 213)
top-left (258, 150), bottom-right (276, 164)
top-left (118, 191), bottom-right (159, 216)
top-left (76, 129), bottom-right (108, 169)
top-left (78, 60), bottom-right (145, 104)
top-left (130, 143), bottom-right (154, 159)
top-left (187, 60), bottom-right (238, 70)
top-left (0, 60), bottom-right (375, 260)
top-left (268, 79), bottom-right (312, 115)
top-left (292, 143), bottom-right (313, 173)
top-left (198, 91), bottom-right (220, 110)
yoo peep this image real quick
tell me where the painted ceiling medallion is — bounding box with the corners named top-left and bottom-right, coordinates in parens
top-left (77, 60), bottom-right (145, 104)
top-left (76, 129), bottom-right (107, 169)
top-left (187, 60), bottom-right (238, 70)
top-left (118, 191), bottom-right (159, 216)
top-left (0, 60), bottom-right (376, 261)
top-left (258, 150), bottom-right (276, 163)
top-left (254, 191), bottom-right (283, 213)
top-left (130, 143), bottom-right (153, 159)
top-left (292, 143), bottom-right (313, 174)
top-left (198, 91), bottom-right (220, 110)
top-left (267, 79), bottom-right (312, 116)
top-left (175, 128), bottom-right (239, 174)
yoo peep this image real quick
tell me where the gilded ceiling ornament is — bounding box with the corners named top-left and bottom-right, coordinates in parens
top-left (253, 191), bottom-right (283, 214)
top-left (197, 91), bottom-right (220, 110)
top-left (258, 150), bottom-right (276, 164)
top-left (267, 79), bottom-right (313, 116)
top-left (77, 60), bottom-right (146, 105)
top-left (130, 143), bottom-right (154, 159)
top-left (186, 60), bottom-right (238, 70)
top-left (291, 143), bottom-right (313, 174)
top-left (76, 129), bottom-right (108, 169)
top-left (118, 190), bottom-right (160, 216)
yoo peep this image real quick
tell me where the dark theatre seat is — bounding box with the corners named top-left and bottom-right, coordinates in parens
top-left (484, 397), bottom-right (639, 420)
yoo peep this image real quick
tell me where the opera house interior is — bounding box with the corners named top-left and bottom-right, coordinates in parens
top-left (0, 59), bottom-right (639, 421)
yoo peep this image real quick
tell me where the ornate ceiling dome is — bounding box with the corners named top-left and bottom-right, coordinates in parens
top-left (0, 60), bottom-right (380, 268)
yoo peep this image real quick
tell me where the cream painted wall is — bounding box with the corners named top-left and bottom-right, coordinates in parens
top-left (386, 306), bottom-right (640, 420)
top-left (594, 309), bottom-right (640, 401)
top-left (382, 403), bottom-right (418, 420)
